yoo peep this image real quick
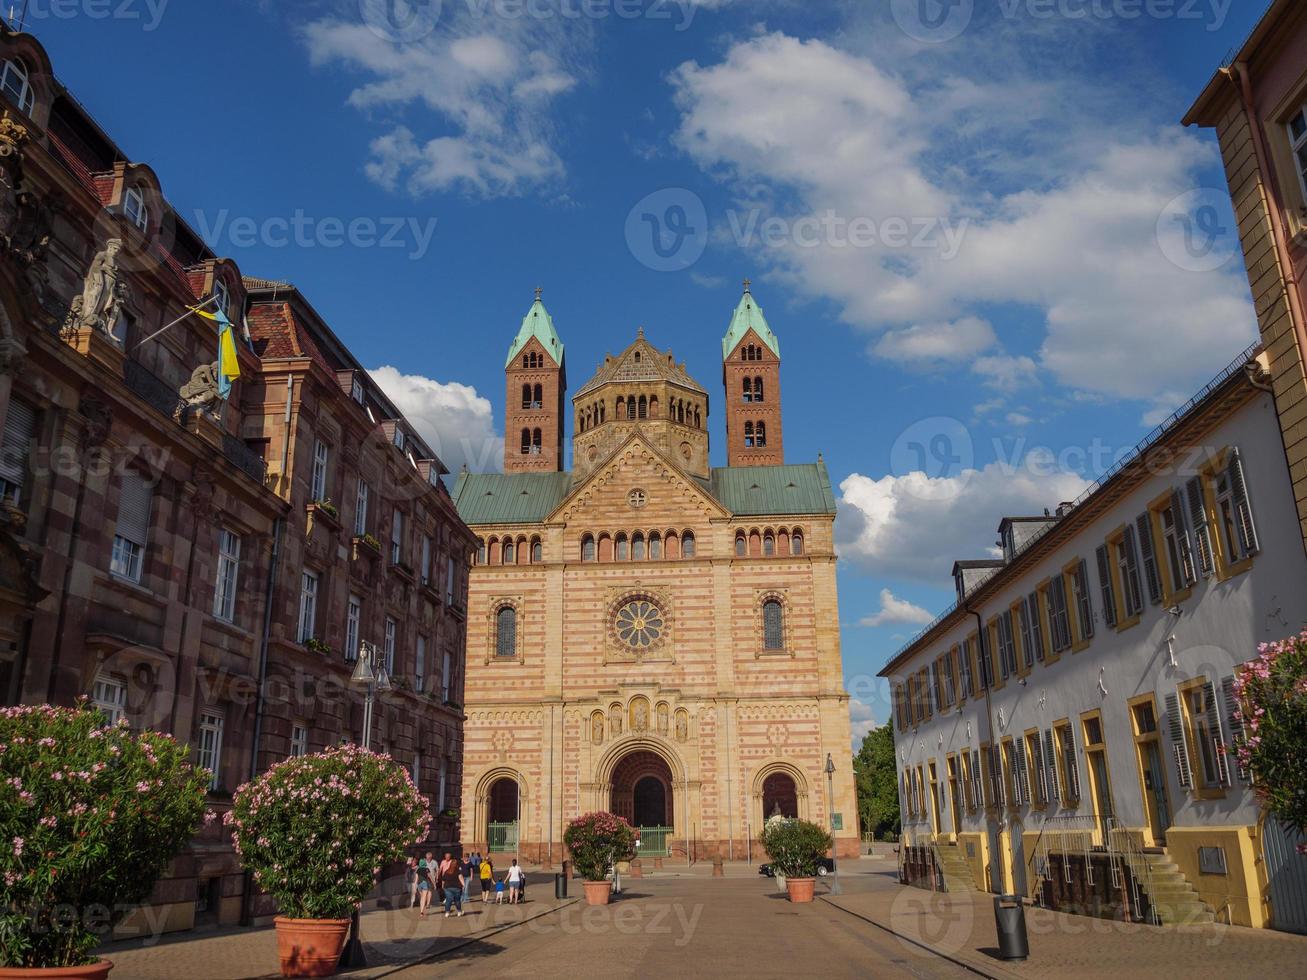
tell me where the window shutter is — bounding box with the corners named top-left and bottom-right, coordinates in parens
top-left (1227, 448), bottom-right (1260, 556)
top-left (1221, 674), bottom-right (1250, 781)
top-left (1015, 740), bottom-right (1030, 805)
top-left (1203, 680), bottom-right (1230, 786)
top-left (1186, 477), bottom-right (1214, 578)
top-left (1029, 736), bottom-right (1047, 803)
top-left (1062, 728), bottom-right (1082, 803)
top-left (1170, 489), bottom-right (1198, 586)
top-left (0, 398), bottom-right (36, 488)
top-left (1121, 524), bottom-right (1143, 616)
top-left (1135, 513), bottom-right (1163, 604)
top-left (989, 746), bottom-right (1005, 807)
top-left (1165, 691), bottom-right (1193, 790)
top-left (1027, 593), bottom-right (1045, 661)
top-left (1096, 544), bottom-right (1117, 629)
top-left (971, 751), bottom-right (983, 807)
top-left (1043, 729), bottom-right (1061, 803)
top-left (1076, 559), bottom-right (1094, 640)
top-left (115, 473), bottom-right (152, 547)
top-left (960, 753), bottom-right (972, 809)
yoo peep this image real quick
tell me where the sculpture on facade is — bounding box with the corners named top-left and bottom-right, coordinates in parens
top-left (75, 238), bottom-right (132, 337)
top-left (0, 118), bottom-right (24, 249)
top-left (179, 362), bottom-right (222, 419)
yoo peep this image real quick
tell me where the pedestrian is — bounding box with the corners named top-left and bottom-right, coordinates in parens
top-left (494, 875), bottom-right (506, 904)
top-left (416, 852), bottom-right (436, 917)
top-left (459, 852), bottom-right (475, 903)
top-left (439, 851), bottom-right (465, 918)
top-left (507, 858), bottom-right (523, 905)
top-left (405, 856), bottom-right (418, 909)
top-left (479, 855), bottom-right (494, 903)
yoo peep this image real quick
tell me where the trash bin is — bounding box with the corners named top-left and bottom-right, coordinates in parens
top-left (554, 872), bottom-right (567, 899)
top-left (993, 895), bottom-right (1029, 962)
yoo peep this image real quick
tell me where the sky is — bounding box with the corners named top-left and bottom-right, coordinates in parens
top-left (22, 0), bottom-right (1270, 745)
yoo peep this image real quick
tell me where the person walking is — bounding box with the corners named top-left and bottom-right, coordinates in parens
top-left (479, 855), bottom-right (494, 903)
top-left (506, 859), bottom-right (523, 905)
top-left (439, 851), bottom-right (465, 918)
top-left (416, 852), bottom-right (436, 917)
top-left (405, 856), bottom-right (418, 909)
top-left (459, 853), bottom-right (475, 905)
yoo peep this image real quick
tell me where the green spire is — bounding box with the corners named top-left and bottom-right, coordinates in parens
top-left (721, 279), bottom-right (780, 361)
top-left (505, 287), bottom-right (565, 369)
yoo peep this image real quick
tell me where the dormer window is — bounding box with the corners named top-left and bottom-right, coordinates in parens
top-left (212, 280), bottom-right (230, 318)
top-left (393, 427), bottom-right (405, 451)
top-left (1288, 106), bottom-right (1307, 202)
top-left (351, 376), bottom-right (365, 405)
top-left (123, 188), bottom-right (149, 232)
top-left (1, 59), bottom-right (34, 115)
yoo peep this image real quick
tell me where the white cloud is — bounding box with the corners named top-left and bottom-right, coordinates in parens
top-left (973, 354), bottom-right (1038, 393)
top-left (861, 589), bottom-right (935, 628)
top-left (369, 366), bottom-right (503, 475)
top-left (849, 698), bottom-right (877, 745)
top-left (836, 464), bottom-right (1088, 583)
top-left (873, 317), bottom-right (996, 367)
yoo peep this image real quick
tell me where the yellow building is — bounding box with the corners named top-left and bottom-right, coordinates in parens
top-left (453, 286), bottom-right (858, 863)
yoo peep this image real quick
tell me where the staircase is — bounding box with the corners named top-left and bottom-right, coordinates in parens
top-left (1125, 851), bottom-right (1216, 925)
top-left (934, 841), bottom-right (979, 893)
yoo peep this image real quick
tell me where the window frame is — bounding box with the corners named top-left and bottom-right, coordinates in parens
top-left (110, 472), bottom-right (152, 585)
top-left (196, 712), bottom-right (225, 792)
top-left (345, 595), bottom-right (361, 663)
top-left (123, 187), bottom-right (149, 232)
top-left (310, 440), bottom-right (330, 503)
top-left (297, 570), bottom-right (319, 644)
top-left (1179, 676), bottom-right (1228, 797)
top-left (91, 674), bottom-right (128, 728)
top-left (495, 604), bottom-right (518, 660)
top-left (354, 480), bottom-right (369, 536)
top-left (1066, 559), bottom-right (1093, 651)
top-left (213, 526), bottom-right (241, 624)
top-left (761, 597), bottom-right (786, 653)
top-left (0, 58), bottom-right (35, 114)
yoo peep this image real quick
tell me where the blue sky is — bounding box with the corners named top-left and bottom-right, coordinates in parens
top-left (28, 0), bottom-right (1267, 741)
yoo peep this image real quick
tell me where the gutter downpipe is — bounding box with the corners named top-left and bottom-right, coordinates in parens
top-left (967, 603), bottom-right (1002, 893)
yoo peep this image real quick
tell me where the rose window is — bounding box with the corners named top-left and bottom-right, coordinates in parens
top-left (614, 598), bottom-right (664, 649)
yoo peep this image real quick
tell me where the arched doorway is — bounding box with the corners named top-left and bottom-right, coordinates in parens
top-left (487, 776), bottom-right (519, 853)
top-left (611, 749), bottom-right (674, 856)
top-left (762, 772), bottom-right (799, 820)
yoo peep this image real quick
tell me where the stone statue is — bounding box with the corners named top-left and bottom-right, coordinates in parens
top-left (0, 117), bottom-right (27, 249)
top-left (179, 362), bottom-right (222, 419)
top-left (633, 699), bottom-right (649, 732)
top-left (675, 711), bottom-right (688, 742)
top-left (610, 708), bottom-right (623, 736)
top-left (77, 238), bottom-right (131, 336)
top-left (591, 712), bottom-right (604, 744)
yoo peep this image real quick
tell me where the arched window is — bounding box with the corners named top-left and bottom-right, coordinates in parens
top-left (582, 534), bottom-right (596, 562)
top-left (749, 530), bottom-right (761, 556)
top-left (532, 429), bottom-right (542, 455)
top-left (694, 407), bottom-right (701, 428)
top-left (632, 532), bottom-right (645, 560)
top-left (756, 421), bottom-right (767, 448)
top-left (649, 532), bottom-right (662, 559)
top-left (531, 538), bottom-right (543, 563)
top-left (496, 606), bottom-right (517, 659)
top-left (1, 59), bottom-right (34, 115)
top-left (743, 378), bottom-right (753, 403)
top-left (532, 384), bottom-right (542, 408)
top-left (791, 531), bottom-right (804, 556)
top-left (523, 354), bottom-right (530, 369)
top-left (502, 540), bottom-right (515, 564)
top-left (123, 187), bottom-right (149, 232)
top-left (522, 384), bottom-right (532, 409)
top-left (664, 531), bottom-right (679, 560)
top-left (520, 428), bottom-right (531, 455)
top-left (599, 402), bottom-right (606, 423)
top-left (649, 396), bottom-right (658, 417)
top-left (735, 534), bottom-right (747, 558)
top-left (487, 537), bottom-right (499, 565)
top-left (615, 533), bottom-right (629, 561)
top-left (638, 396), bottom-right (648, 419)
top-left (755, 377), bottom-right (765, 402)
top-left (616, 396), bottom-right (625, 419)
top-left (763, 599), bottom-right (784, 650)
top-left (681, 531), bottom-right (696, 558)
top-left (744, 422), bottom-right (755, 448)
top-left (627, 399), bottom-right (636, 420)
top-left (764, 532), bottom-right (775, 557)
top-left (477, 539), bottom-right (487, 564)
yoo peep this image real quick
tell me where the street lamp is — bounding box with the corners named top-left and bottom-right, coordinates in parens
top-left (825, 753), bottom-right (842, 896)
top-left (339, 640), bottom-right (392, 968)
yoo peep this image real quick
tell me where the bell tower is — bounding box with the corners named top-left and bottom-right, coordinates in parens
top-left (722, 280), bottom-right (783, 467)
top-left (504, 288), bottom-right (566, 473)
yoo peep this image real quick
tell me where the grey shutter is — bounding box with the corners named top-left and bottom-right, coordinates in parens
top-left (1077, 559), bottom-right (1094, 639)
top-left (1227, 448), bottom-right (1260, 556)
top-left (0, 397), bottom-right (35, 489)
top-left (1017, 601), bottom-right (1033, 668)
top-left (1186, 477), bottom-right (1214, 578)
top-left (1044, 729), bottom-right (1061, 803)
top-left (1203, 680), bottom-right (1230, 786)
top-left (1096, 544), bottom-right (1117, 629)
top-left (971, 751), bottom-right (983, 808)
top-left (1121, 524), bottom-right (1144, 616)
top-left (1062, 728), bottom-right (1082, 802)
top-left (1165, 691), bottom-right (1193, 790)
top-left (1027, 593), bottom-right (1045, 661)
top-left (1170, 489), bottom-right (1198, 586)
top-left (115, 472), bottom-right (152, 547)
top-left (1029, 735), bottom-right (1047, 803)
top-left (1221, 674), bottom-right (1250, 781)
top-left (1015, 739), bottom-right (1030, 805)
top-left (990, 746), bottom-right (1005, 807)
top-left (1135, 513), bottom-right (1163, 604)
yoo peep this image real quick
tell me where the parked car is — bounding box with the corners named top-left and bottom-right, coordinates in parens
top-left (759, 859), bottom-right (835, 877)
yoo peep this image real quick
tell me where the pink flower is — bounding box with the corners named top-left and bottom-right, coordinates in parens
top-left (12, 836), bottom-right (23, 857)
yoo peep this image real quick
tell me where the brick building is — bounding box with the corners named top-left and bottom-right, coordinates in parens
top-left (0, 25), bottom-right (473, 933)
top-left (453, 286), bottom-right (858, 864)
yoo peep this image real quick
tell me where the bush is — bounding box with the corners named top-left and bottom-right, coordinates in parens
top-left (225, 745), bottom-right (430, 919)
top-left (762, 819), bottom-right (833, 879)
top-left (1234, 633), bottom-right (1307, 852)
top-left (562, 812), bottom-right (636, 881)
top-left (0, 704), bottom-right (211, 969)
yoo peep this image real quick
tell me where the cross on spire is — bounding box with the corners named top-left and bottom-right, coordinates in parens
top-left (535, 285), bottom-right (543, 302)
top-left (743, 277), bottom-right (751, 294)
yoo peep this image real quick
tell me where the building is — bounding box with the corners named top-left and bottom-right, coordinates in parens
top-left (0, 26), bottom-right (473, 933)
top-left (453, 286), bottom-right (859, 863)
top-left (880, 343), bottom-right (1307, 929)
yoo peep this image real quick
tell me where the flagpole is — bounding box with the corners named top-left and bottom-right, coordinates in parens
top-left (130, 294), bottom-right (221, 351)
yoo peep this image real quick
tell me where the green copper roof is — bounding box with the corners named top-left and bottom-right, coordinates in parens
top-left (452, 471), bottom-right (574, 526)
top-left (721, 287), bottom-right (780, 361)
top-left (505, 297), bottom-right (565, 369)
top-left (453, 461), bottom-right (834, 527)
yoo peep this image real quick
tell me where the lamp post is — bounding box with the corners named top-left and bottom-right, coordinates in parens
top-left (825, 753), bottom-right (842, 896)
top-left (339, 641), bottom-right (392, 968)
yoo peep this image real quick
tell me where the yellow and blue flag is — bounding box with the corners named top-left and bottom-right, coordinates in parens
top-left (188, 304), bottom-right (241, 398)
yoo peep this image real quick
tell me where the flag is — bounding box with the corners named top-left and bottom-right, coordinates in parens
top-left (215, 308), bottom-right (240, 399)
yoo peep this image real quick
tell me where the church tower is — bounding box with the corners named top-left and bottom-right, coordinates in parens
top-left (504, 289), bottom-right (566, 473)
top-left (722, 281), bottom-right (783, 467)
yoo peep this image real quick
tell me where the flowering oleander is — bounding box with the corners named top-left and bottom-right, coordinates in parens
top-left (562, 811), bottom-right (636, 882)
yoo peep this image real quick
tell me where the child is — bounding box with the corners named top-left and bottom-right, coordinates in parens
top-left (494, 876), bottom-right (506, 905)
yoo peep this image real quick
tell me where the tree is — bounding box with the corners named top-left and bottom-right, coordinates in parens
top-left (853, 723), bottom-right (900, 839)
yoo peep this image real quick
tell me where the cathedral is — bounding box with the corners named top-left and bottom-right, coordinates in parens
top-left (452, 284), bottom-right (858, 863)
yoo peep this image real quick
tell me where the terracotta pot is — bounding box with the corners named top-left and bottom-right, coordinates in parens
top-left (0, 961), bottom-right (113, 979)
top-left (785, 877), bottom-right (816, 903)
top-left (582, 880), bottom-right (612, 906)
top-left (273, 916), bottom-right (351, 978)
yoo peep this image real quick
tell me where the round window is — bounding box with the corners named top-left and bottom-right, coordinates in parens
top-left (614, 598), bottom-right (664, 648)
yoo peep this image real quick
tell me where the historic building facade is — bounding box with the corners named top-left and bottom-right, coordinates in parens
top-left (454, 287), bottom-right (858, 864)
top-left (0, 26), bottom-right (473, 933)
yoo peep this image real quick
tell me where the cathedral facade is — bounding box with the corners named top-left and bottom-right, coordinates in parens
top-left (453, 286), bottom-right (858, 863)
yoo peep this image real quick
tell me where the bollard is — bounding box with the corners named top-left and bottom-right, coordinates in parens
top-left (554, 873), bottom-right (567, 899)
top-left (711, 856), bottom-right (724, 878)
top-left (993, 895), bottom-right (1029, 962)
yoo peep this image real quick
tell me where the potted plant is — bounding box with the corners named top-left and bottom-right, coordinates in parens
top-left (562, 812), bottom-right (636, 906)
top-left (0, 703), bottom-right (210, 978)
top-left (761, 819), bottom-right (833, 904)
top-left (225, 745), bottom-right (429, 978)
